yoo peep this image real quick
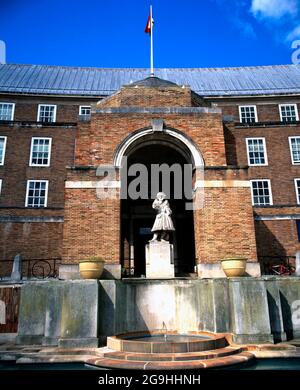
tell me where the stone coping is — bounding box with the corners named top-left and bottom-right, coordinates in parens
top-left (107, 331), bottom-right (227, 353)
top-left (1, 341), bottom-right (300, 370)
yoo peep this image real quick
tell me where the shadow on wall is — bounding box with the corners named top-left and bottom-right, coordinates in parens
top-left (254, 219), bottom-right (288, 271)
top-left (267, 291), bottom-right (282, 341)
top-left (280, 291), bottom-right (294, 340)
top-left (98, 281), bottom-right (150, 340)
top-left (223, 125), bottom-right (238, 166)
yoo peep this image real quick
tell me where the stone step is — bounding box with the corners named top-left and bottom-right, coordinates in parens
top-left (103, 346), bottom-right (243, 361)
top-left (86, 351), bottom-right (254, 370)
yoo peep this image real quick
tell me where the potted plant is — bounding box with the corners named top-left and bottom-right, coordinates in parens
top-left (221, 257), bottom-right (247, 277)
top-left (79, 256), bottom-right (105, 279)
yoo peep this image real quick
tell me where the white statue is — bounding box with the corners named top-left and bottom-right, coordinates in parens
top-left (150, 192), bottom-right (175, 242)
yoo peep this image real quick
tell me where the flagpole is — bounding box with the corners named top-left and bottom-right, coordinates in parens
top-left (150, 5), bottom-right (154, 76)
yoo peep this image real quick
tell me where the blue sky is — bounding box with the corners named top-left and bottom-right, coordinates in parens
top-left (0, 0), bottom-right (300, 68)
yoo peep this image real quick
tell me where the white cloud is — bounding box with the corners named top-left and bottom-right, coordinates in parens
top-left (211, 0), bottom-right (300, 43)
top-left (251, 0), bottom-right (298, 19)
top-left (286, 25), bottom-right (300, 41)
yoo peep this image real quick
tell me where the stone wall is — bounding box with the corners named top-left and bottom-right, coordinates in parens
top-left (16, 277), bottom-right (300, 346)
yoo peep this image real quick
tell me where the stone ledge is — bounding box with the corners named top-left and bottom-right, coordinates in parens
top-left (233, 334), bottom-right (274, 344)
top-left (58, 263), bottom-right (121, 280)
top-left (95, 107), bottom-right (222, 114)
top-left (58, 338), bottom-right (99, 348)
top-left (0, 216), bottom-right (64, 223)
top-left (196, 262), bottom-right (261, 278)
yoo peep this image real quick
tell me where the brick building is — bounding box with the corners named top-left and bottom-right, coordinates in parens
top-left (0, 63), bottom-right (300, 278)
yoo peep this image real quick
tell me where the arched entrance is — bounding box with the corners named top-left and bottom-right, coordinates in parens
top-left (116, 129), bottom-right (203, 277)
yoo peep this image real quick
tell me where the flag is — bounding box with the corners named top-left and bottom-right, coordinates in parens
top-left (145, 10), bottom-right (153, 34)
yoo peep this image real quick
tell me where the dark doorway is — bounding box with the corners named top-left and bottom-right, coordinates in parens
top-left (121, 138), bottom-right (196, 277)
top-left (133, 219), bottom-right (152, 276)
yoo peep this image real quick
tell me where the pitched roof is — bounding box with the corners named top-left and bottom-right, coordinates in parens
top-left (127, 76), bottom-right (179, 88)
top-left (0, 63), bottom-right (300, 97)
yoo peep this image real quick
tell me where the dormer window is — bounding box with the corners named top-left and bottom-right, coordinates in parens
top-left (0, 102), bottom-right (15, 121)
top-left (279, 104), bottom-right (298, 122)
top-left (239, 105), bottom-right (258, 123)
top-left (37, 104), bottom-right (57, 123)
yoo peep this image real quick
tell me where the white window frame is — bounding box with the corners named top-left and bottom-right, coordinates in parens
top-left (25, 180), bottom-right (49, 208)
top-left (29, 137), bottom-right (52, 167)
top-left (294, 178), bottom-right (300, 205)
top-left (0, 179), bottom-right (2, 195)
top-left (0, 102), bottom-right (15, 121)
top-left (250, 179), bottom-right (273, 206)
top-left (288, 136), bottom-right (300, 165)
top-left (246, 137), bottom-right (268, 166)
top-left (0, 136), bottom-right (7, 166)
top-left (279, 104), bottom-right (299, 122)
top-left (239, 105), bottom-right (258, 123)
top-left (37, 104), bottom-right (57, 123)
top-left (79, 105), bottom-right (91, 115)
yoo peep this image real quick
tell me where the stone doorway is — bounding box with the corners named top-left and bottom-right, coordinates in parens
top-left (120, 138), bottom-right (196, 277)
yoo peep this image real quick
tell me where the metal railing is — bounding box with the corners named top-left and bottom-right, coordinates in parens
top-left (0, 257), bottom-right (62, 281)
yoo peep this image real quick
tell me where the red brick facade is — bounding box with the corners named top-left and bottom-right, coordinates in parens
top-left (221, 100), bottom-right (300, 267)
top-left (0, 74), bottom-right (300, 277)
top-left (62, 83), bottom-right (258, 273)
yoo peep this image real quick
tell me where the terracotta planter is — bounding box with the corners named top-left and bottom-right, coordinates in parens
top-left (221, 257), bottom-right (247, 277)
top-left (79, 258), bottom-right (105, 279)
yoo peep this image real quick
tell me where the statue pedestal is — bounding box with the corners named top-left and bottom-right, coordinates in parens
top-left (145, 241), bottom-right (175, 279)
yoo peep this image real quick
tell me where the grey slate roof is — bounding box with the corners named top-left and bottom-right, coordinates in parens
top-left (1, 63), bottom-right (300, 97)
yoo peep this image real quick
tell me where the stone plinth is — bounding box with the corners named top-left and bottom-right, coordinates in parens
top-left (146, 241), bottom-right (174, 279)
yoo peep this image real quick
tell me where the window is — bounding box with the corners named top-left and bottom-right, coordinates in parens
top-left (239, 106), bottom-right (258, 123)
top-left (296, 221), bottom-right (300, 242)
top-left (0, 103), bottom-right (15, 121)
top-left (79, 106), bottom-right (91, 121)
top-left (25, 180), bottom-right (48, 208)
top-left (246, 138), bottom-right (268, 166)
top-left (250, 179), bottom-right (273, 206)
top-left (279, 104), bottom-right (299, 122)
top-left (295, 179), bottom-right (300, 205)
top-left (79, 106), bottom-right (91, 116)
top-left (0, 136), bottom-right (7, 165)
top-left (289, 137), bottom-right (300, 164)
top-left (37, 105), bottom-right (57, 123)
top-left (29, 138), bottom-right (52, 167)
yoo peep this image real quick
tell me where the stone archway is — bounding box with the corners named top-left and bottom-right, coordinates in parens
top-left (114, 127), bottom-right (204, 169)
top-left (115, 128), bottom-right (204, 277)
